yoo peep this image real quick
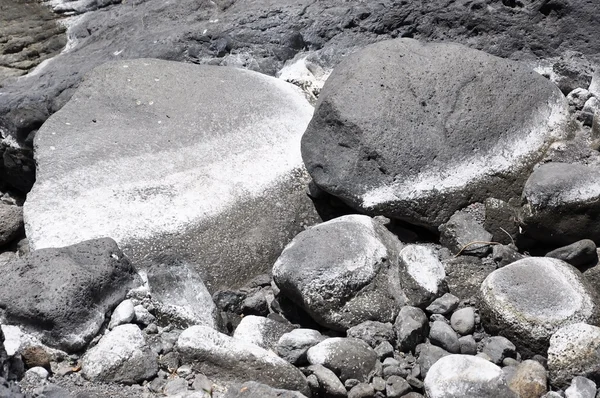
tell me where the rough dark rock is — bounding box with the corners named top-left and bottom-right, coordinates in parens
top-left (481, 336), bottom-right (517, 366)
top-left (0, 238), bottom-right (138, 352)
top-left (552, 50), bottom-right (595, 94)
top-left (443, 256), bottom-right (496, 301)
top-left (0, 204), bottom-right (23, 247)
top-left (347, 321), bottom-right (395, 349)
top-left (545, 239), bottom-right (598, 268)
top-left (307, 338), bottom-right (377, 383)
top-left (492, 245), bottom-right (526, 268)
top-left (484, 198), bottom-right (520, 246)
top-left (439, 210), bottom-right (493, 257)
top-left (425, 293), bottom-right (460, 316)
top-left (428, 321), bottom-right (460, 354)
top-left (416, 343), bottom-right (450, 379)
top-left (520, 162), bottom-right (600, 246)
top-left (276, 329), bottom-right (325, 366)
top-left (302, 38), bottom-right (567, 229)
top-left (395, 306), bottom-right (429, 353)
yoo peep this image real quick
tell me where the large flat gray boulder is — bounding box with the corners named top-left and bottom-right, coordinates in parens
top-left (301, 38), bottom-right (568, 228)
top-left (0, 238), bottom-right (138, 352)
top-left (24, 58), bottom-right (319, 291)
top-left (480, 257), bottom-right (600, 356)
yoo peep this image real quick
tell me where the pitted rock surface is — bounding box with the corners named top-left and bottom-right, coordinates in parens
top-left (301, 38), bottom-right (568, 228)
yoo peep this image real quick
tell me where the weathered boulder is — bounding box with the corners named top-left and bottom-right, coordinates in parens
top-left (506, 359), bottom-right (548, 398)
top-left (0, 238), bottom-right (138, 352)
top-left (545, 239), bottom-right (598, 268)
top-left (306, 337), bottom-right (377, 382)
top-left (273, 215), bottom-right (404, 331)
top-left (232, 315), bottom-right (295, 351)
top-left (520, 162), bottom-right (600, 246)
top-left (548, 323), bottom-right (600, 389)
top-left (480, 257), bottom-right (600, 356)
top-left (81, 324), bottom-right (158, 384)
top-left (176, 325), bottom-right (309, 395)
top-left (24, 58), bottom-right (318, 291)
top-left (301, 38), bottom-right (568, 229)
top-left (424, 354), bottom-right (516, 398)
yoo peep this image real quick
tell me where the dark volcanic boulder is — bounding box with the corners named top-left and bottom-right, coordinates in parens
top-left (301, 38), bottom-right (568, 228)
top-left (520, 162), bottom-right (600, 246)
top-left (480, 257), bottom-right (600, 356)
top-left (24, 58), bottom-right (319, 291)
top-left (0, 238), bottom-right (138, 352)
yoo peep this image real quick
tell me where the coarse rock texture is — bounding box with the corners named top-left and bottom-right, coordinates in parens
top-left (0, 237), bottom-right (138, 352)
top-left (395, 306), bottom-right (429, 353)
top-left (506, 359), bottom-right (548, 398)
top-left (273, 214), bottom-right (404, 331)
top-left (0, 204), bottom-right (23, 247)
top-left (306, 337), bottom-right (377, 383)
top-left (232, 315), bottom-right (295, 351)
top-left (222, 381), bottom-right (308, 398)
top-left (424, 354), bottom-right (516, 398)
top-left (146, 260), bottom-right (217, 328)
top-left (547, 323), bottom-right (600, 389)
top-left (2, 0), bottom-right (600, 194)
top-left (81, 324), bottom-right (158, 384)
top-left (301, 38), bottom-right (568, 229)
top-left (443, 256), bottom-right (496, 300)
top-left (397, 244), bottom-right (447, 307)
top-left (24, 58), bottom-right (319, 291)
top-left (480, 257), bottom-right (600, 356)
top-left (545, 239), bottom-right (598, 268)
top-left (520, 162), bottom-right (600, 246)
top-left (439, 210), bottom-right (493, 256)
top-left (276, 328), bottom-right (325, 366)
top-left (176, 325), bottom-right (309, 395)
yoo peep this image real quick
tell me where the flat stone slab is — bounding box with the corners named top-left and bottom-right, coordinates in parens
top-left (24, 58), bottom-right (319, 290)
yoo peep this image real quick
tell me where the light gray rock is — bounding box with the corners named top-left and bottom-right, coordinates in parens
top-left (580, 97), bottom-right (599, 126)
top-left (164, 378), bottom-right (189, 396)
top-left (176, 325), bottom-right (309, 395)
top-left (424, 354), bottom-right (517, 398)
top-left (232, 315), bottom-right (295, 351)
top-left (0, 238), bottom-right (138, 352)
top-left (565, 377), bottom-right (596, 398)
top-left (566, 88), bottom-right (593, 110)
top-left (374, 341), bottom-right (394, 360)
top-left (273, 214), bottom-right (404, 331)
top-left (520, 162), bottom-right (600, 246)
top-left (276, 328), bottom-right (325, 365)
top-left (346, 321), bottom-right (395, 348)
top-left (397, 245), bottom-right (447, 307)
top-left (307, 337), bottom-right (377, 382)
top-left (24, 58), bottom-right (319, 291)
top-left (552, 51), bottom-right (595, 94)
top-left (426, 293), bottom-right (460, 315)
top-left (304, 364), bottom-right (347, 398)
top-left (395, 306), bottom-right (429, 353)
top-left (546, 240), bottom-right (598, 268)
top-left (146, 261), bottom-right (217, 329)
top-left (439, 210), bottom-right (493, 257)
top-left (481, 336), bottom-right (516, 365)
top-left (81, 324), bottom-right (158, 384)
top-left (108, 299), bottom-right (135, 330)
top-left (133, 305), bottom-right (155, 326)
top-left (0, 204), bottom-right (23, 247)
top-left (302, 38), bottom-right (568, 229)
top-left (429, 321), bottom-right (460, 354)
top-left (348, 383), bottom-right (375, 398)
top-left (24, 366), bottom-right (49, 380)
top-left (450, 307), bottom-right (476, 335)
top-left (222, 381), bottom-right (308, 398)
top-left (506, 360), bottom-right (548, 398)
top-left (548, 323), bottom-right (600, 389)
top-left (480, 257), bottom-right (599, 356)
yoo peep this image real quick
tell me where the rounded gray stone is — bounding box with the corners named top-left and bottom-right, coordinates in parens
top-left (450, 307), bottom-right (476, 335)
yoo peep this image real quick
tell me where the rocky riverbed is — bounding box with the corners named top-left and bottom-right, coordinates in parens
top-left (1, 0), bottom-right (600, 397)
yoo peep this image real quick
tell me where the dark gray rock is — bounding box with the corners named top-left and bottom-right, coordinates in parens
top-left (484, 198), bottom-right (520, 246)
top-left (304, 365), bottom-right (346, 398)
top-left (373, 341), bottom-right (394, 361)
top-left (492, 245), bottom-right (526, 268)
top-left (429, 321), bottom-right (460, 354)
top-left (146, 259), bottom-right (217, 329)
top-left (546, 239), bottom-right (598, 268)
top-left (241, 290), bottom-right (269, 317)
top-left (386, 376), bottom-right (411, 398)
top-left (424, 354), bottom-right (516, 398)
top-left (481, 336), bottom-right (517, 366)
top-left (552, 51), bottom-right (595, 94)
top-left (480, 257), bottom-right (600, 356)
top-left (425, 293), bottom-right (459, 315)
top-left (276, 328), bottom-right (325, 366)
top-left (395, 306), bottom-right (429, 353)
top-left (439, 210), bottom-right (493, 257)
top-left (0, 238), bottom-right (138, 352)
top-left (302, 38), bottom-right (567, 229)
top-left (450, 307), bottom-right (476, 335)
top-left (458, 335), bottom-right (477, 355)
top-left (348, 383), bottom-right (375, 398)
top-left (443, 256), bottom-right (496, 300)
top-left (177, 325), bottom-right (309, 395)
top-left (233, 315), bottom-right (295, 351)
top-left (24, 58), bottom-right (319, 292)
top-left (416, 343), bottom-right (450, 379)
top-left (520, 162), bottom-right (600, 246)
top-left (548, 323), bottom-right (600, 389)
top-left (273, 214), bottom-right (404, 331)
top-left (0, 204), bottom-right (23, 247)
top-left (307, 338), bottom-right (377, 383)
top-left (347, 321), bottom-right (395, 348)
top-left (223, 381), bottom-right (308, 398)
